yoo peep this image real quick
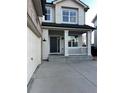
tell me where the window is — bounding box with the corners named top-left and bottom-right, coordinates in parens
top-left (68, 36), bottom-right (78, 47)
top-left (70, 11), bottom-right (76, 22)
top-left (45, 7), bottom-right (51, 21)
top-left (63, 10), bottom-right (69, 22)
top-left (62, 8), bottom-right (77, 23)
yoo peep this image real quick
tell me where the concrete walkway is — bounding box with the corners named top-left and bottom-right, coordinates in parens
top-left (28, 60), bottom-right (97, 93)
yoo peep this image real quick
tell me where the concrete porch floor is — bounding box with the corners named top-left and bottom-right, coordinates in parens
top-left (28, 60), bottom-right (97, 93)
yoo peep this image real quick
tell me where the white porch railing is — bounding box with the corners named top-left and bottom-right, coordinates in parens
top-left (68, 47), bottom-right (87, 55)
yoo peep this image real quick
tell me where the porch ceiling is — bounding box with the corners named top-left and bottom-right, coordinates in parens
top-left (69, 31), bottom-right (85, 35)
top-left (49, 30), bottom-right (86, 36)
top-left (42, 22), bottom-right (95, 31)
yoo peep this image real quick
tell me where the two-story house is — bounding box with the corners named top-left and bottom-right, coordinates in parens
top-left (41, 0), bottom-right (95, 60)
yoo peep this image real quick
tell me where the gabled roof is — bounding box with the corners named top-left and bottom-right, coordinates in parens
top-left (52, 0), bottom-right (89, 11)
top-left (92, 15), bottom-right (97, 23)
top-left (32, 0), bottom-right (46, 16)
top-left (42, 22), bottom-right (95, 30)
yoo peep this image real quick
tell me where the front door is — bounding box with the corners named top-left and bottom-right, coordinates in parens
top-left (50, 37), bottom-right (60, 53)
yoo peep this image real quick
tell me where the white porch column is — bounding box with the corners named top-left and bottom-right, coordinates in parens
top-left (78, 34), bottom-right (83, 47)
top-left (86, 31), bottom-right (92, 56)
top-left (64, 30), bottom-right (69, 56)
top-left (42, 29), bottom-right (49, 60)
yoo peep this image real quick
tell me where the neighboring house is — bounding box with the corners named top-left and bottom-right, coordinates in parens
top-left (27, 0), bottom-right (46, 84)
top-left (42, 0), bottom-right (95, 60)
top-left (92, 15), bottom-right (97, 47)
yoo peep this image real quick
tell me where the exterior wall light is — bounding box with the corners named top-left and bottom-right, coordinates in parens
top-left (43, 38), bottom-right (46, 41)
top-left (75, 35), bottom-right (78, 38)
top-left (61, 37), bottom-right (64, 40)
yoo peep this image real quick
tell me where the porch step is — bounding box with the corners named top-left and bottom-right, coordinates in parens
top-left (48, 55), bottom-right (93, 62)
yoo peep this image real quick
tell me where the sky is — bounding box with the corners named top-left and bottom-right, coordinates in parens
top-left (46, 0), bottom-right (96, 26)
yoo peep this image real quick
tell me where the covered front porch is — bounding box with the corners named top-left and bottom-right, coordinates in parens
top-left (42, 23), bottom-right (94, 60)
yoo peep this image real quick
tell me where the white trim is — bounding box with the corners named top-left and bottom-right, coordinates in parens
top-left (75, 0), bottom-right (88, 8)
top-left (86, 31), bottom-right (92, 56)
top-left (92, 15), bottom-right (97, 23)
top-left (49, 35), bottom-right (62, 37)
top-left (62, 8), bottom-right (78, 24)
top-left (69, 54), bottom-right (86, 56)
top-left (50, 35), bottom-right (64, 54)
top-left (50, 53), bottom-right (62, 54)
top-left (68, 46), bottom-right (79, 48)
top-left (42, 29), bottom-right (49, 59)
top-left (44, 6), bottom-right (53, 22)
top-left (64, 30), bottom-right (69, 56)
top-left (53, 0), bottom-right (62, 4)
top-left (53, 0), bottom-right (89, 8)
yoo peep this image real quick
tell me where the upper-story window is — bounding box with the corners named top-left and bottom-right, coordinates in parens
top-left (45, 7), bottom-right (52, 22)
top-left (62, 8), bottom-right (77, 24)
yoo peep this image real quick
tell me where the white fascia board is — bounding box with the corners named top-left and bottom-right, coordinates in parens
top-left (27, 14), bottom-right (41, 37)
top-left (32, 0), bottom-right (42, 16)
top-left (92, 15), bottom-right (97, 23)
top-left (75, 0), bottom-right (89, 8)
top-left (53, 0), bottom-right (89, 8)
top-left (53, 0), bottom-right (63, 4)
top-left (42, 26), bottom-right (90, 31)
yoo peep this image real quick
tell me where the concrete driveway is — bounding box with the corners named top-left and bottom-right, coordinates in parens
top-left (28, 60), bottom-right (97, 93)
